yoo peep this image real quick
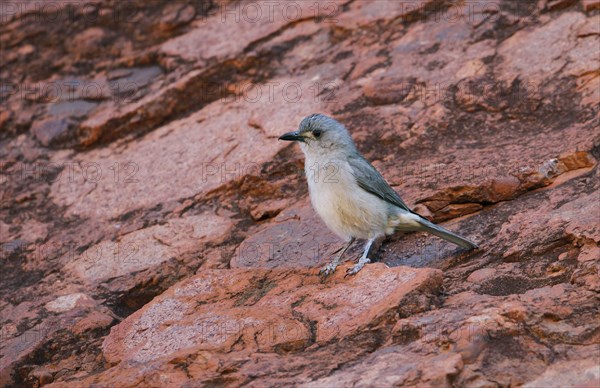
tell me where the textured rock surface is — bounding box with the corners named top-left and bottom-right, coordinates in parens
top-left (1, 0), bottom-right (599, 386)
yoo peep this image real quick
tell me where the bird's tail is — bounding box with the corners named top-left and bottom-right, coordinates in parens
top-left (416, 216), bottom-right (478, 249)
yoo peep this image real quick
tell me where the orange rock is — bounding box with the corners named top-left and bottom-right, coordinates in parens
top-left (102, 265), bottom-right (442, 364)
top-left (582, 0), bottom-right (600, 11)
top-left (1, 0), bottom-right (599, 385)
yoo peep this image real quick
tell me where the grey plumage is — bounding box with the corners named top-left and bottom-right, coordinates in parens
top-left (279, 113), bottom-right (478, 276)
top-left (349, 153), bottom-right (477, 250)
top-left (349, 154), bottom-right (412, 212)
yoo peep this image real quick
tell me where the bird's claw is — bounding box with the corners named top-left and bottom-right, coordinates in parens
top-left (345, 258), bottom-right (371, 277)
top-left (319, 262), bottom-right (338, 277)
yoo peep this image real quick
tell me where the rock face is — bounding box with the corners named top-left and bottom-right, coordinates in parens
top-left (1, 0), bottom-right (599, 387)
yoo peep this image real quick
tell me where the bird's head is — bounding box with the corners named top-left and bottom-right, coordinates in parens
top-left (278, 114), bottom-right (356, 157)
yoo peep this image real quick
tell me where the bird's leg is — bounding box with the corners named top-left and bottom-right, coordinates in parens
top-left (320, 237), bottom-right (355, 276)
top-left (346, 237), bottom-right (376, 276)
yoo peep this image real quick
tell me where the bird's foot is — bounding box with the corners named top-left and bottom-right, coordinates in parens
top-left (319, 261), bottom-right (339, 277)
top-left (345, 257), bottom-right (371, 277)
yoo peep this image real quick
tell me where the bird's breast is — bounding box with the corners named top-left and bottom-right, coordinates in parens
top-left (305, 158), bottom-right (388, 240)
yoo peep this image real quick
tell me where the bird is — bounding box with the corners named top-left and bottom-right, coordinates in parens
top-left (278, 113), bottom-right (478, 277)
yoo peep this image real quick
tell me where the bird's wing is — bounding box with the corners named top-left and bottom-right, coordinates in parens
top-left (348, 154), bottom-right (413, 212)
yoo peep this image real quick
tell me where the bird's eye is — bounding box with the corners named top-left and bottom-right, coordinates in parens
top-left (312, 130), bottom-right (322, 138)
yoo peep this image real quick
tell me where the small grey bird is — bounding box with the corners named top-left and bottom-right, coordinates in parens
top-left (279, 113), bottom-right (478, 276)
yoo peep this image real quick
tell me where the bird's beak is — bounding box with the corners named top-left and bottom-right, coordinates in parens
top-left (278, 131), bottom-right (305, 142)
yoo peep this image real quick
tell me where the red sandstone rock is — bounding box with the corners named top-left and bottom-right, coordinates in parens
top-left (30, 117), bottom-right (76, 147)
top-left (582, 0), bottom-right (600, 11)
top-left (1, 0), bottom-right (598, 386)
top-left (101, 265), bottom-right (442, 364)
top-left (232, 200), bottom-right (340, 269)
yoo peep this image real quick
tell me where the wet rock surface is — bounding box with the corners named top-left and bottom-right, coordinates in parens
top-left (1, 0), bottom-right (598, 386)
